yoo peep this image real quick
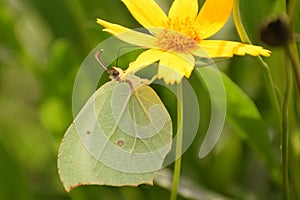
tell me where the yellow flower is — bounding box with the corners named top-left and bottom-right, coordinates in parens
top-left (97, 0), bottom-right (271, 84)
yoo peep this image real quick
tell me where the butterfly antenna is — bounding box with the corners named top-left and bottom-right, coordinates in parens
top-left (115, 47), bottom-right (121, 67)
top-left (195, 58), bottom-right (229, 68)
top-left (95, 49), bottom-right (109, 71)
top-left (115, 45), bottom-right (138, 67)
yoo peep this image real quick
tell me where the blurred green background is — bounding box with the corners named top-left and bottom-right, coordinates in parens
top-left (0, 0), bottom-right (299, 199)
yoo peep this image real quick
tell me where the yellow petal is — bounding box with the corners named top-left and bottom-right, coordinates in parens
top-left (158, 65), bottom-right (183, 84)
top-left (196, 0), bottom-right (233, 39)
top-left (158, 52), bottom-right (195, 84)
top-left (197, 40), bottom-right (271, 58)
top-left (190, 45), bottom-right (210, 57)
top-left (124, 49), bottom-right (164, 77)
top-left (121, 0), bottom-right (168, 28)
top-left (168, 0), bottom-right (198, 20)
top-left (97, 19), bottom-right (157, 48)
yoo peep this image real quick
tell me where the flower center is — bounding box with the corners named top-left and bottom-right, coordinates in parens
top-left (155, 18), bottom-right (201, 53)
top-left (165, 17), bottom-right (202, 42)
top-left (156, 29), bottom-right (199, 53)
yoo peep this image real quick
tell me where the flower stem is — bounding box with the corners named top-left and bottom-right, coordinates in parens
top-left (232, 0), bottom-right (250, 42)
top-left (286, 0), bottom-right (300, 95)
top-left (286, 42), bottom-right (300, 96)
top-left (170, 83), bottom-right (183, 200)
top-left (282, 46), bottom-right (292, 199)
top-left (233, 0), bottom-right (282, 130)
top-left (283, 0), bottom-right (300, 198)
top-left (257, 56), bottom-right (282, 129)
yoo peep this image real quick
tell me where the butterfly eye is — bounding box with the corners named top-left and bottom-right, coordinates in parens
top-left (111, 68), bottom-right (120, 76)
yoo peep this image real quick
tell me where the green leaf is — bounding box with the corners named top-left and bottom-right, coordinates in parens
top-left (58, 77), bottom-right (172, 192)
top-left (222, 72), bottom-right (278, 174)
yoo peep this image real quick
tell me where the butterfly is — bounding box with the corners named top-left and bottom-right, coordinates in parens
top-left (58, 49), bottom-right (172, 192)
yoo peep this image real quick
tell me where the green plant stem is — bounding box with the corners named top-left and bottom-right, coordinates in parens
top-left (295, 33), bottom-right (300, 41)
top-left (170, 83), bottom-right (183, 200)
top-left (286, 0), bottom-right (300, 96)
top-left (286, 42), bottom-right (300, 96)
top-left (285, 1), bottom-right (300, 198)
top-left (233, 0), bottom-right (282, 130)
top-left (232, 0), bottom-right (250, 42)
top-left (282, 46), bottom-right (292, 200)
top-left (258, 56), bottom-right (283, 126)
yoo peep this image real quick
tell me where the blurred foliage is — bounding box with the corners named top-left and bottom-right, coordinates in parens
top-left (0, 0), bottom-right (299, 199)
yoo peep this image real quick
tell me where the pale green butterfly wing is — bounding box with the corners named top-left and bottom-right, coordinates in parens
top-left (58, 76), bottom-right (172, 192)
